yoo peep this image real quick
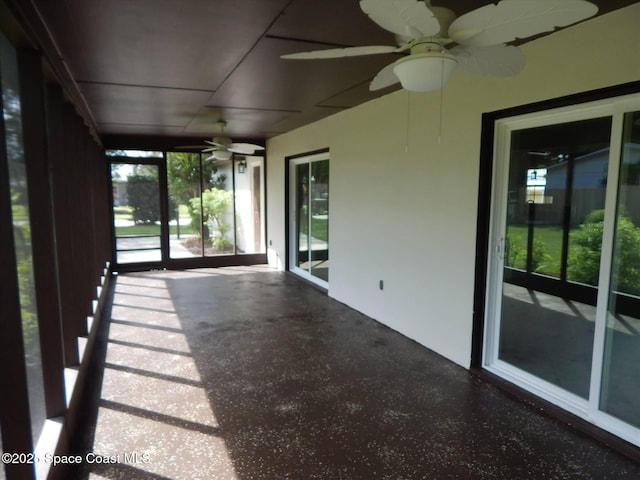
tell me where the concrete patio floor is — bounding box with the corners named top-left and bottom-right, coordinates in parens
top-left (69, 266), bottom-right (640, 479)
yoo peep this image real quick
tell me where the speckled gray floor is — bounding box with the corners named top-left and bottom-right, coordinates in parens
top-left (70, 266), bottom-right (640, 479)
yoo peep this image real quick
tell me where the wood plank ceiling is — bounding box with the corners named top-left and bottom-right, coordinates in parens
top-left (25, 0), bottom-right (638, 146)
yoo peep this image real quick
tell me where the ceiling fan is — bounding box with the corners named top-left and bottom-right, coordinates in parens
top-left (281, 0), bottom-right (598, 92)
top-left (177, 120), bottom-right (265, 161)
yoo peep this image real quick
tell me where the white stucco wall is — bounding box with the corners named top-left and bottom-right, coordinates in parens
top-left (234, 156), bottom-right (265, 254)
top-left (265, 5), bottom-right (640, 368)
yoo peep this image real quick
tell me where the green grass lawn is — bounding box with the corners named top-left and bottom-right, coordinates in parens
top-left (508, 224), bottom-right (564, 257)
top-left (115, 223), bottom-right (196, 236)
top-left (507, 224), bottom-right (567, 276)
top-left (311, 216), bottom-right (328, 242)
top-left (114, 204), bottom-right (194, 236)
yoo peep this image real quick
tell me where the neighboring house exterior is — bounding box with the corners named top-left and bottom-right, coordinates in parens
top-left (542, 143), bottom-right (640, 225)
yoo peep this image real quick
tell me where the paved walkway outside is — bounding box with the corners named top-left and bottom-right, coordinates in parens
top-left (115, 235), bottom-right (196, 264)
top-left (70, 266), bottom-right (640, 479)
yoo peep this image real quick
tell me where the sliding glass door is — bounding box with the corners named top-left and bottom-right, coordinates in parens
top-left (110, 156), bottom-right (164, 267)
top-left (484, 95), bottom-right (640, 446)
top-left (289, 152), bottom-right (329, 286)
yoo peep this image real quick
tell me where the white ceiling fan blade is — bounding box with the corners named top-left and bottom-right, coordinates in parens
top-left (229, 143), bottom-right (265, 154)
top-left (282, 45), bottom-right (400, 60)
top-left (369, 61), bottom-right (400, 91)
top-left (202, 147), bottom-right (218, 153)
top-left (229, 147), bottom-right (254, 154)
top-left (360, 0), bottom-right (441, 40)
top-left (449, 0), bottom-right (598, 47)
top-left (205, 140), bottom-right (228, 148)
top-left (452, 44), bottom-right (526, 77)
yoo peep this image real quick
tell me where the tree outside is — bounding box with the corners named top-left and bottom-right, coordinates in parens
top-left (166, 152), bottom-right (231, 254)
top-left (126, 173), bottom-right (160, 224)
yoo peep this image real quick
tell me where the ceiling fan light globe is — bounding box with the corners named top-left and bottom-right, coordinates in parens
top-left (392, 52), bottom-right (457, 92)
top-left (214, 150), bottom-right (232, 161)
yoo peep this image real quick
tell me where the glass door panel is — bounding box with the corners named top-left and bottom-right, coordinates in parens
top-left (310, 159), bottom-right (329, 281)
top-left (498, 116), bottom-right (612, 398)
top-left (204, 158), bottom-right (234, 256)
top-left (112, 162), bottom-right (162, 264)
top-left (166, 152), bottom-right (237, 258)
top-left (166, 152), bottom-right (202, 258)
top-left (290, 154), bottom-right (329, 286)
top-left (295, 162), bottom-right (310, 271)
top-left (600, 110), bottom-right (640, 427)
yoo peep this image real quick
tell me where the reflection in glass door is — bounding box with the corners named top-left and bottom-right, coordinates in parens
top-left (600, 110), bottom-right (640, 429)
top-left (484, 99), bottom-right (640, 447)
top-left (290, 153), bottom-right (329, 286)
top-left (497, 116), bottom-right (612, 399)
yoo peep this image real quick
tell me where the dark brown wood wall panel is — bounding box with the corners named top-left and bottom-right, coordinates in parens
top-left (50, 98), bottom-right (81, 364)
top-left (47, 88), bottom-right (112, 367)
top-left (18, 48), bottom-right (67, 418)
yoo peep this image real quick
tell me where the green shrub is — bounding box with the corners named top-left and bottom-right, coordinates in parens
top-left (567, 221), bottom-right (604, 286)
top-left (583, 206), bottom-right (630, 225)
top-left (583, 209), bottom-right (606, 225)
top-left (568, 211), bottom-right (640, 294)
top-left (189, 188), bottom-right (234, 250)
top-left (610, 216), bottom-right (640, 295)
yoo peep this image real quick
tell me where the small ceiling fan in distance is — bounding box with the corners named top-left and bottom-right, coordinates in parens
top-left (177, 120), bottom-right (265, 161)
top-left (281, 0), bottom-right (598, 92)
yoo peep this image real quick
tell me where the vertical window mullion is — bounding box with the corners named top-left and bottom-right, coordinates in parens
top-left (559, 156), bottom-right (575, 281)
top-left (199, 153), bottom-right (205, 256)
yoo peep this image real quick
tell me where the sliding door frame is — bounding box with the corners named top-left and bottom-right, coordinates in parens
top-left (109, 155), bottom-right (168, 272)
top-left (473, 81), bottom-right (640, 452)
top-left (285, 148), bottom-right (330, 289)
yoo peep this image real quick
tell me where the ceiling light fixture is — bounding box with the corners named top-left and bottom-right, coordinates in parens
top-left (214, 150), bottom-right (232, 161)
top-left (392, 50), bottom-right (457, 92)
